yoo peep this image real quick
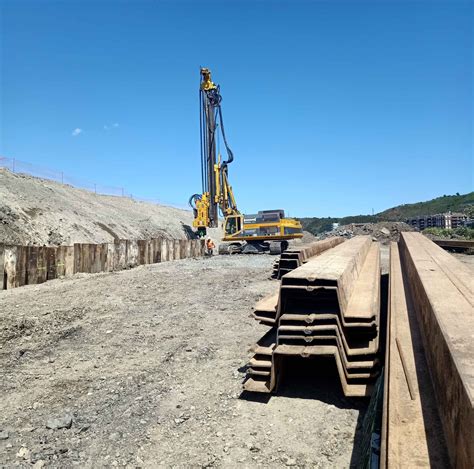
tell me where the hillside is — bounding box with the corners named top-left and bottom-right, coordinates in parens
top-left (0, 168), bottom-right (194, 245)
top-left (378, 192), bottom-right (474, 220)
top-left (300, 192), bottom-right (474, 234)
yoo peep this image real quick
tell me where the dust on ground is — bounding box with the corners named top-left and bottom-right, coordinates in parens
top-left (0, 169), bottom-right (194, 246)
top-left (291, 231), bottom-right (317, 245)
top-left (0, 255), bottom-right (365, 468)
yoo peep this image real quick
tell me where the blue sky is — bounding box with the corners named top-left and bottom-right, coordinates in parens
top-left (1, 0), bottom-right (472, 217)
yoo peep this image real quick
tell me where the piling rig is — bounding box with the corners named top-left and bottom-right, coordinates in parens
top-left (189, 67), bottom-right (303, 254)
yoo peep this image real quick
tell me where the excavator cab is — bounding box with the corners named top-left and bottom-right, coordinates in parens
top-left (224, 214), bottom-right (243, 237)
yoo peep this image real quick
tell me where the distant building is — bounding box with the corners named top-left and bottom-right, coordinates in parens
top-left (407, 212), bottom-right (469, 230)
top-left (332, 223), bottom-right (339, 231)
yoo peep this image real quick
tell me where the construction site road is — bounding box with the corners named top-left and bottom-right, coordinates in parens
top-left (0, 255), bottom-right (366, 468)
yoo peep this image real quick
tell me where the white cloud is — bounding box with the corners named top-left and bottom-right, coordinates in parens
top-left (104, 122), bottom-right (119, 130)
top-left (72, 128), bottom-right (83, 137)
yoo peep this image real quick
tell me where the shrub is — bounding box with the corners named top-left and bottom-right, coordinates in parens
top-left (423, 227), bottom-right (474, 240)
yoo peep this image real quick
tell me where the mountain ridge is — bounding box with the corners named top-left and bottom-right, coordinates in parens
top-left (300, 192), bottom-right (474, 234)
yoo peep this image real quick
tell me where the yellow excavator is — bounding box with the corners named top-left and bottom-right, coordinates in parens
top-left (189, 68), bottom-right (303, 254)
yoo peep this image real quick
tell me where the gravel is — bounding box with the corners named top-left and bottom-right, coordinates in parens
top-left (0, 254), bottom-right (366, 468)
top-left (46, 416), bottom-right (73, 430)
top-left (318, 221), bottom-right (414, 244)
top-left (0, 168), bottom-right (194, 245)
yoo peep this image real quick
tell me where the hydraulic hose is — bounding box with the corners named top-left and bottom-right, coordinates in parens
top-left (205, 86), bottom-right (234, 169)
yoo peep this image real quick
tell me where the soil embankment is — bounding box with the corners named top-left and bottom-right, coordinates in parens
top-left (0, 169), bottom-right (194, 245)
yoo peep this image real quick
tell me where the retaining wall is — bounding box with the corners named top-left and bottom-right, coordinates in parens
top-left (0, 238), bottom-right (205, 291)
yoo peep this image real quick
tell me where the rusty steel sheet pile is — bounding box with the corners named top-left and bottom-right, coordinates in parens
top-left (385, 232), bottom-right (473, 469)
top-left (380, 242), bottom-right (450, 468)
top-left (271, 237), bottom-right (345, 279)
top-left (245, 236), bottom-right (382, 397)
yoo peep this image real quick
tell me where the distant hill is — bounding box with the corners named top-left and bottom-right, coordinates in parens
top-left (300, 192), bottom-right (474, 235)
top-left (378, 192), bottom-right (474, 220)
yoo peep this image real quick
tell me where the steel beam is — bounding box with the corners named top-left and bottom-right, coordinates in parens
top-left (381, 242), bottom-right (449, 468)
top-left (399, 232), bottom-right (473, 469)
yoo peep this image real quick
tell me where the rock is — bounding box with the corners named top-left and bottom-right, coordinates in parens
top-left (285, 457), bottom-right (297, 466)
top-left (46, 415), bottom-right (73, 430)
top-left (0, 430), bottom-right (9, 440)
top-left (33, 460), bottom-right (46, 469)
top-left (16, 447), bottom-right (30, 459)
top-left (380, 227), bottom-right (390, 236)
top-left (78, 424), bottom-right (90, 433)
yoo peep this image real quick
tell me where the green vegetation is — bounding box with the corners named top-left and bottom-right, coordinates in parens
top-left (378, 192), bottom-right (474, 221)
top-left (299, 215), bottom-right (378, 235)
top-left (423, 227), bottom-right (474, 240)
top-left (299, 192), bottom-right (474, 235)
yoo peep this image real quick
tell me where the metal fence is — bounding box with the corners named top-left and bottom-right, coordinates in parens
top-left (0, 155), bottom-right (188, 210)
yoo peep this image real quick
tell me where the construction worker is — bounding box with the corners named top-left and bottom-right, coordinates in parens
top-left (206, 238), bottom-right (215, 256)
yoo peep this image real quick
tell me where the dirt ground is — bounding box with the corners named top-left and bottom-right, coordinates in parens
top-left (0, 255), bottom-right (366, 469)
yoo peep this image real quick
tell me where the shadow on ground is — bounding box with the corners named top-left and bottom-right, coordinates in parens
top-left (240, 357), bottom-right (368, 466)
top-left (238, 272), bottom-right (390, 467)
